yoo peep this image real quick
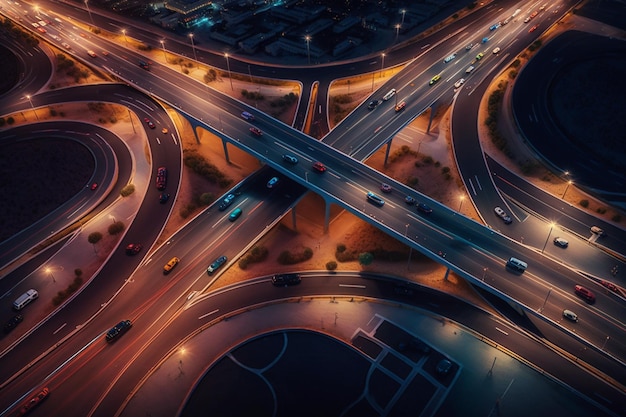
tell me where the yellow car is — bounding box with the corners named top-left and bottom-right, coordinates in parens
top-left (429, 75), bottom-right (441, 85)
top-left (163, 257), bottom-right (180, 274)
top-left (476, 52), bottom-right (484, 60)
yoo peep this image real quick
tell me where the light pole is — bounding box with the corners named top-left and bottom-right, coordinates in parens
top-left (562, 180), bottom-right (572, 199)
top-left (85, 0), bottom-right (94, 27)
top-left (224, 53), bottom-right (233, 91)
top-left (122, 29), bottom-right (128, 47)
top-left (401, 9), bottom-right (406, 26)
top-left (45, 267), bottom-right (56, 283)
top-left (189, 33), bottom-right (197, 63)
top-left (304, 35), bottom-right (311, 65)
top-left (539, 288), bottom-right (552, 313)
top-left (26, 95), bottom-right (38, 120)
top-left (395, 24), bottom-right (401, 41)
top-left (380, 53), bottom-right (385, 78)
top-left (482, 267), bottom-right (488, 281)
top-left (541, 222), bottom-right (555, 254)
top-left (458, 195), bottom-right (465, 212)
top-left (160, 40), bottom-right (167, 61)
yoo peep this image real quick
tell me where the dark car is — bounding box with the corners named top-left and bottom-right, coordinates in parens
top-left (90, 182), bottom-right (98, 190)
top-left (105, 320), bottom-right (132, 342)
top-left (159, 192), bottom-right (170, 204)
top-left (417, 203), bottom-right (433, 214)
top-left (267, 177), bottom-right (279, 188)
top-left (282, 154), bottom-right (298, 165)
top-left (405, 196), bottom-right (416, 205)
top-left (156, 166), bottom-right (167, 190)
top-left (367, 99), bottom-right (382, 110)
top-left (249, 127), bottom-right (263, 136)
top-left (3, 314), bottom-right (23, 334)
top-left (218, 194), bottom-right (236, 211)
top-left (272, 273), bottom-right (301, 286)
top-left (19, 387), bottom-right (49, 414)
top-left (574, 285), bottom-right (595, 303)
top-left (436, 359), bottom-right (452, 375)
top-left (380, 183), bottom-right (392, 193)
top-left (312, 161), bottom-right (326, 172)
top-left (228, 207), bottom-right (242, 221)
top-left (125, 243), bottom-right (143, 255)
top-left (207, 255), bottom-right (227, 274)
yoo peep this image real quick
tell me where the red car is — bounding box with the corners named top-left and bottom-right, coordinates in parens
top-left (125, 243), bottom-right (143, 255)
top-left (249, 127), bottom-right (263, 136)
top-left (574, 285), bottom-right (595, 303)
top-left (90, 183), bottom-right (98, 190)
top-left (380, 183), bottom-right (392, 193)
top-left (19, 387), bottom-right (49, 414)
top-left (312, 161), bottom-right (326, 172)
top-left (600, 280), bottom-right (619, 293)
top-left (529, 25), bottom-right (538, 32)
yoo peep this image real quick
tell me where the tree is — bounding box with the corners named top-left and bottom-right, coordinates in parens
top-left (88, 231), bottom-right (102, 253)
top-left (359, 252), bottom-right (374, 266)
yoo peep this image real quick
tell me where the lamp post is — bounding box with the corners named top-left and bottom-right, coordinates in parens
top-left (401, 9), bottom-right (406, 26)
top-left (189, 33), bottom-right (197, 63)
top-left (85, 0), bottom-right (94, 27)
top-left (45, 267), bottom-right (56, 283)
top-left (380, 53), bottom-right (385, 78)
top-left (539, 288), bottom-right (552, 313)
top-left (160, 40), bottom-right (167, 61)
top-left (458, 195), bottom-right (465, 212)
top-left (541, 222), bottom-right (555, 254)
top-left (562, 180), bottom-right (572, 199)
top-left (395, 23), bottom-right (401, 41)
top-left (26, 95), bottom-right (38, 120)
top-left (305, 35), bottom-right (311, 65)
top-left (224, 53), bottom-right (233, 91)
top-left (122, 29), bottom-right (128, 47)
top-left (482, 267), bottom-right (488, 281)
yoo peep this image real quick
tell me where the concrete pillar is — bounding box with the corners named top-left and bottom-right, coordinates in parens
top-left (221, 138), bottom-right (231, 164)
top-left (324, 198), bottom-right (330, 234)
top-left (426, 103), bottom-right (436, 134)
top-left (383, 139), bottom-right (392, 167)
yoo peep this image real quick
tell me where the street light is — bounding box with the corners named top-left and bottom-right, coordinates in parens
top-left (380, 53), bottom-right (385, 78)
top-left (539, 287), bottom-right (552, 313)
top-left (160, 40), bottom-right (167, 61)
top-left (541, 222), bottom-right (555, 254)
top-left (562, 180), bottom-right (572, 199)
top-left (26, 95), bottom-right (38, 121)
top-left (85, 0), bottom-right (94, 26)
top-left (224, 53), bottom-right (233, 91)
top-left (395, 23), bottom-right (401, 41)
top-left (122, 29), bottom-right (128, 47)
top-left (304, 35), bottom-right (311, 65)
top-left (458, 195), bottom-right (465, 212)
top-left (189, 33), bottom-right (197, 63)
top-left (45, 267), bottom-right (56, 283)
top-left (401, 9), bottom-right (406, 26)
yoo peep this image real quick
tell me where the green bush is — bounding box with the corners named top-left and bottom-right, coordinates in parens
top-left (359, 252), bottom-right (374, 265)
top-left (326, 261), bottom-right (337, 271)
top-left (336, 243), bottom-right (346, 253)
top-left (183, 149), bottom-right (232, 187)
top-left (239, 246), bottom-right (269, 270)
top-left (579, 199), bottom-right (589, 208)
top-left (596, 207), bottom-right (606, 214)
top-left (277, 247), bottom-right (313, 265)
top-left (108, 221), bottom-right (125, 235)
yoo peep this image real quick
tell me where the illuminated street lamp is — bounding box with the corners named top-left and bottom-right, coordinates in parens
top-left (380, 52), bottom-right (385, 77)
top-left (395, 23), bottom-right (401, 41)
top-left (45, 267), bottom-right (56, 283)
top-left (189, 33), bottom-right (197, 63)
top-left (541, 222), bottom-right (555, 254)
top-left (304, 35), bottom-right (311, 65)
top-left (160, 39), bottom-right (167, 61)
top-left (122, 29), bottom-right (128, 47)
top-left (85, 0), bottom-right (94, 26)
top-left (401, 9), bottom-right (406, 26)
top-left (458, 195), bottom-right (465, 212)
top-left (562, 180), bottom-right (572, 199)
top-left (224, 53), bottom-right (233, 91)
top-left (26, 95), bottom-right (38, 120)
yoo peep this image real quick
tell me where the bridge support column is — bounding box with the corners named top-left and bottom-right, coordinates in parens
top-left (383, 139), bottom-right (393, 167)
top-left (221, 138), bottom-right (231, 164)
top-left (324, 199), bottom-right (330, 234)
top-left (443, 267), bottom-right (450, 281)
top-left (426, 103), bottom-right (437, 134)
top-left (192, 124), bottom-right (200, 144)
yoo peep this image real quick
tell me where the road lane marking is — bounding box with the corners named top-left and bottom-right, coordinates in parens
top-left (198, 309), bottom-right (219, 320)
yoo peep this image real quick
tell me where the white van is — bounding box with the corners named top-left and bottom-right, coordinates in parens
top-left (13, 289), bottom-right (38, 310)
top-left (382, 88), bottom-right (396, 101)
top-left (506, 257), bottom-right (527, 272)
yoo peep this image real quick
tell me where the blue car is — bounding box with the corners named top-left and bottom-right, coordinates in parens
top-left (482, 37), bottom-right (489, 43)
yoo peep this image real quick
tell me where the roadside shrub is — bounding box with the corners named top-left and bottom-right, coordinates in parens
top-left (108, 221), bottom-right (125, 235)
top-left (579, 199), bottom-right (589, 208)
top-left (611, 214), bottom-right (621, 222)
top-left (326, 261), bottom-right (337, 271)
top-left (277, 247), bottom-right (313, 265)
top-left (120, 184), bottom-right (135, 197)
top-left (359, 252), bottom-right (374, 265)
top-left (596, 207), bottom-right (606, 214)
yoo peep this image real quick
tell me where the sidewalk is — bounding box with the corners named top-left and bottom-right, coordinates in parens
top-left (119, 298), bottom-right (608, 417)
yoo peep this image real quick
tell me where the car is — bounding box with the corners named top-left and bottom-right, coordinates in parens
top-left (125, 243), bottom-right (143, 255)
top-left (382, 88), bottom-right (396, 101)
top-left (366, 191), bottom-right (385, 206)
top-left (429, 74), bottom-right (441, 85)
top-left (482, 37), bottom-right (489, 43)
top-left (436, 359), bottom-right (452, 375)
top-left (87, 50), bottom-right (96, 57)
top-left (101, 50), bottom-right (109, 56)
top-left (476, 52), bottom-right (484, 60)
top-left (228, 207), bottom-right (242, 221)
top-left (502, 18), bottom-right (510, 25)
top-left (600, 280), bottom-right (619, 293)
top-left (492, 47), bottom-right (501, 54)
top-left (529, 25), bottom-right (538, 32)
top-left (590, 226), bottom-right (604, 236)
top-left (80, 32), bottom-right (87, 38)
top-left (105, 320), bottom-right (132, 342)
top-left (144, 117), bottom-right (150, 123)
top-left (90, 182), bottom-right (98, 190)
top-left (394, 101), bottom-right (406, 112)
top-left (489, 23), bottom-right (500, 31)
top-left (19, 387), bottom-right (49, 414)
top-left (207, 255), bottom-right (227, 274)
top-left (553, 237), bottom-right (568, 248)
top-left (494, 206), bottom-right (512, 224)
top-left (159, 192), bottom-right (170, 204)
top-left (147, 121), bottom-right (155, 129)
top-left (241, 111), bottom-right (254, 121)
top-left (562, 310), bottom-right (578, 322)
top-left (312, 161), bottom-right (326, 172)
top-left (454, 78), bottom-right (465, 89)
top-left (61, 42), bottom-right (71, 49)
top-left (36, 27), bottom-right (46, 33)
top-left (539, 4), bottom-right (547, 10)
top-left (156, 166), bottom-right (167, 190)
top-left (465, 43), bottom-right (474, 50)
top-left (417, 203), bottom-right (433, 214)
top-left (282, 154), bottom-right (298, 164)
top-left (31, 22), bottom-right (40, 28)
top-left (163, 257), bottom-right (180, 274)
top-left (218, 193), bottom-right (236, 211)
top-left (367, 99), bottom-right (382, 110)
top-left (574, 285), bottom-right (595, 303)
top-left (466, 66), bottom-right (475, 74)
top-left (443, 54), bottom-right (456, 63)
top-left (405, 196), bottom-right (416, 205)
top-left (380, 183), bottom-right (392, 193)
top-left (272, 273), bottom-right (301, 286)
top-left (138, 61), bottom-right (150, 70)
top-left (267, 176), bottom-right (279, 189)
top-left (249, 127), bottom-right (263, 136)
top-left (3, 314), bottom-right (23, 334)
top-left (161, 127), bottom-right (168, 134)
top-left (530, 11), bottom-right (538, 18)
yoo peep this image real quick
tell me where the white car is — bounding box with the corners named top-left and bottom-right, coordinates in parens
top-left (494, 206), bottom-right (512, 224)
top-left (465, 66), bottom-right (475, 74)
top-left (562, 310), bottom-right (578, 322)
top-left (454, 78), bottom-right (465, 89)
top-left (492, 47), bottom-right (501, 54)
top-left (553, 237), bottom-right (569, 248)
top-left (443, 54), bottom-right (456, 63)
